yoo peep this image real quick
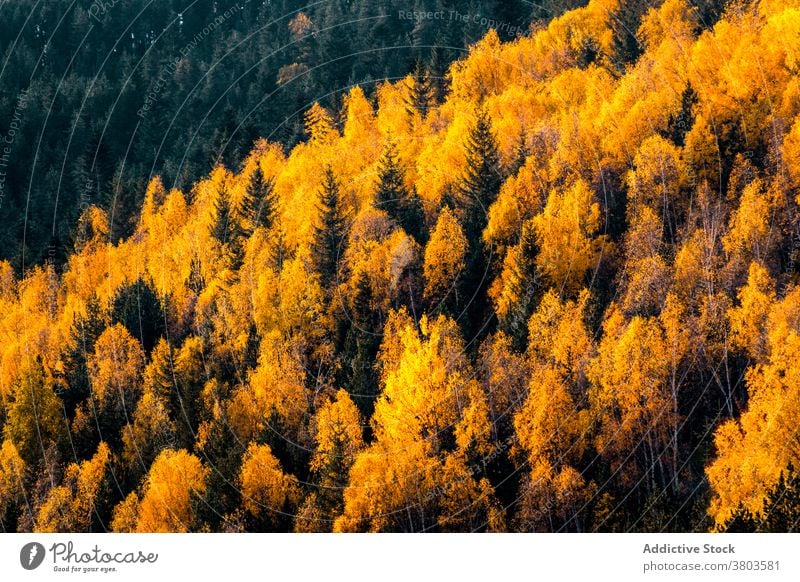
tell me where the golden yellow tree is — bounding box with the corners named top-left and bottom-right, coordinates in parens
top-left (295, 389), bottom-right (365, 532)
top-left (707, 286), bottom-right (800, 527)
top-left (336, 312), bottom-right (502, 532)
top-left (87, 323), bottom-right (146, 410)
top-left (4, 357), bottom-right (67, 467)
top-left (0, 440), bottom-right (26, 528)
top-left (532, 179), bottom-right (606, 294)
top-left (228, 330), bottom-right (310, 445)
top-left (728, 262), bottom-right (776, 361)
top-left (239, 443), bottom-right (299, 527)
top-left (122, 449), bottom-right (209, 533)
top-left (621, 206), bottom-right (670, 316)
top-left (423, 206), bottom-right (468, 306)
top-left (121, 388), bottom-right (177, 479)
top-left (589, 306), bottom-right (676, 489)
top-left (514, 290), bottom-right (594, 530)
top-left (35, 442), bottom-right (110, 532)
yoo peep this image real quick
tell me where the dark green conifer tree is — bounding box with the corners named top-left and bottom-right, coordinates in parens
top-left (311, 167), bottom-right (350, 289)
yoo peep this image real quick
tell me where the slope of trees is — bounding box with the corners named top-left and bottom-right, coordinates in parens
top-left (0, 0), bottom-right (799, 532)
top-left (0, 0), bottom-right (558, 269)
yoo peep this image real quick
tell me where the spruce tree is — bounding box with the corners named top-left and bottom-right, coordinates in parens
top-left (269, 227), bottom-right (290, 272)
top-left (609, 0), bottom-right (648, 75)
top-left (111, 278), bottom-right (165, 354)
top-left (428, 44), bottom-right (447, 102)
top-left (374, 140), bottom-right (426, 243)
top-left (212, 184), bottom-right (245, 267)
top-left (241, 166), bottom-right (277, 235)
top-left (510, 129), bottom-right (530, 176)
top-left (502, 220), bottom-right (540, 347)
top-left (212, 185), bottom-right (235, 245)
top-left (662, 84), bottom-right (698, 148)
top-left (457, 104), bottom-right (503, 339)
top-left (405, 61), bottom-right (435, 119)
top-left (401, 186), bottom-right (427, 244)
top-left (340, 270), bottom-right (380, 417)
top-left (721, 465), bottom-right (800, 532)
top-left (760, 464), bottom-right (800, 532)
top-left (187, 256), bottom-right (205, 295)
top-left (460, 104), bottom-right (503, 243)
top-left (209, 107), bottom-right (243, 169)
top-left (721, 504), bottom-right (758, 532)
top-left (312, 167), bottom-right (349, 288)
top-left (319, 0), bottom-right (352, 87)
top-left (62, 297), bottom-right (107, 417)
top-left (374, 140), bottom-right (406, 218)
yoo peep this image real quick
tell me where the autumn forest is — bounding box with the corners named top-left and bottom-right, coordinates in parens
top-left (1, 0), bottom-right (800, 533)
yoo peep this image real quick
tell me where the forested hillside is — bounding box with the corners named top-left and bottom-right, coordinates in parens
top-left (2, 0), bottom-right (800, 532)
top-left (0, 0), bottom-right (551, 268)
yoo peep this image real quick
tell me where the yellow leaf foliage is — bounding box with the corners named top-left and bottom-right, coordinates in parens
top-left (708, 286), bottom-right (800, 527)
top-left (240, 443), bottom-right (299, 519)
top-left (532, 179), bottom-right (605, 293)
top-left (310, 389), bottom-right (364, 474)
top-left (0, 440), bottom-right (25, 521)
top-left (729, 262), bottom-right (777, 361)
top-left (35, 442), bottom-right (110, 532)
top-left (133, 449), bottom-right (208, 532)
top-left (88, 323), bottom-right (145, 405)
top-left (423, 207), bottom-right (468, 303)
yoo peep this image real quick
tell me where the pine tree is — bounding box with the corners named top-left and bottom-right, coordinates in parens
top-left (187, 256), bottom-right (205, 295)
top-left (458, 104), bottom-right (503, 337)
top-left (374, 140), bottom-right (406, 218)
top-left (312, 167), bottom-right (349, 288)
top-left (759, 464), bottom-right (800, 532)
top-left (236, 166), bottom-right (266, 237)
top-left (62, 297), bottom-right (108, 416)
top-left (409, 0), bottom-right (437, 49)
top-left (401, 186), bottom-right (427, 244)
top-left (111, 278), bottom-right (165, 354)
top-left (212, 184), bottom-right (244, 267)
top-left (269, 226), bottom-right (290, 272)
top-left (428, 44), bottom-right (447, 103)
top-left (662, 84), bottom-right (698, 148)
top-left (721, 504), bottom-right (758, 532)
top-left (460, 104), bottom-right (503, 243)
top-left (350, 269), bottom-right (374, 330)
top-left (721, 464), bottom-right (800, 532)
top-left (340, 270), bottom-right (380, 416)
top-left (405, 61), bottom-right (435, 119)
top-left (209, 107), bottom-right (243, 169)
top-left (212, 184), bottom-right (235, 245)
top-left (240, 166), bottom-right (277, 236)
top-left (318, 0), bottom-right (353, 87)
top-left (501, 220), bottom-right (540, 346)
top-left (510, 130), bottom-right (530, 176)
top-left (489, 0), bottom-right (528, 41)
top-left (84, 128), bottom-right (115, 212)
top-left (373, 139), bottom-right (426, 243)
top-left (609, 0), bottom-right (648, 75)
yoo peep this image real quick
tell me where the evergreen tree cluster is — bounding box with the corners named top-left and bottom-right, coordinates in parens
top-left (0, 0), bottom-right (562, 271)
